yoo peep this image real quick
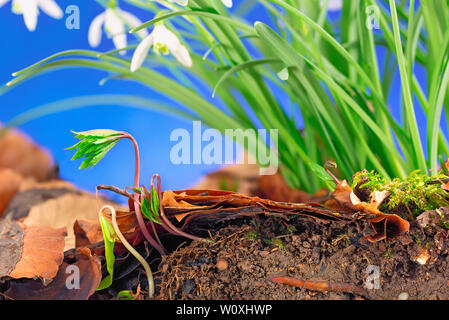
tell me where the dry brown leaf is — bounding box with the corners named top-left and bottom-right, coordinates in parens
top-left (191, 153), bottom-right (260, 195)
top-left (2, 180), bottom-right (123, 250)
top-left (74, 218), bottom-right (103, 248)
top-left (0, 220), bottom-right (23, 278)
top-left (371, 190), bottom-right (389, 208)
top-left (0, 169), bottom-right (23, 217)
top-left (0, 219), bottom-right (67, 281)
top-left (19, 192), bottom-right (122, 251)
top-left (5, 248), bottom-right (102, 300)
top-left (329, 180), bottom-right (410, 242)
top-left (258, 173), bottom-right (319, 203)
top-left (0, 126), bottom-right (53, 181)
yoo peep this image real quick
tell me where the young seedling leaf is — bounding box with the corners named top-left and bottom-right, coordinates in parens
top-left (66, 130), bottom-right (123, 169)
top-left (141, 197), bottom-right (162, 225)
top-left (309, 161), bottom-right (336, 190)
top-left (117, 290), bottom-right (134, 300)
top-left (97, 215), bottom-right (116, 291)
top-left (150, 187), bottom-right (161, 222)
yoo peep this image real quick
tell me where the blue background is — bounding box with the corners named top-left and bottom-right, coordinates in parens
top-left (0, 0), bottom-right (235, 197)
top-left (0, 1), bottom-right (436, 199)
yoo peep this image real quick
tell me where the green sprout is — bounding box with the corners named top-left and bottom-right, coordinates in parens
top-left (65, 129), bottom-right (123, 169)
top-left (97, 215), bottom-right (117, 291)
top-left (66, 129), bottom-right (210, 297)
top-left (117, 290), bottom-right (135, 300)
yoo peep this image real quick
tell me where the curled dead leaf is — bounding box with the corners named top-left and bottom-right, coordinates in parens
top-left (74, 218), bottom-right (103, 248)
top-left (330, 180), bottom-right (410, 242)
top-left (364, 213), bottom-right (410, 242)
top-left (5, 248), bottom-right (101, 300)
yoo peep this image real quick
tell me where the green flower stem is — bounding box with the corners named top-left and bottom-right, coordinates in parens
top-left (103, 205), bottom-right (155, 299)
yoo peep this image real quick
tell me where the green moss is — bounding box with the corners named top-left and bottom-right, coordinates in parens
top-left (246, 230), bottom-right (259, 241)
top-left (272, 238), bottom-right (289, 255)
top-left (264, 237), bottom-right (290, 255)
top-left (352, 170), bottom-right (449, 218)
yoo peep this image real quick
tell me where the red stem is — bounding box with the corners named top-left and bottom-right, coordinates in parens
top-left (121, 133), bottom-right (166, 256)
top-left (152, 174), bottom-right (210, 243)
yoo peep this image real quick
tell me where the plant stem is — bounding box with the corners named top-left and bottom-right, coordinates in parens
top-left (120, 132), bottom-right (167, 255)
top-left (102, 205), bottom-right (155, 299)
top-left (151, 174), bottom-right (212, 243)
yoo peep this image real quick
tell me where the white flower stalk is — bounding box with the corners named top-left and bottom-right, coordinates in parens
top-left (88, 8), bottom-right (148, 55)
top-left (168, 0), bottom-right (232, 8)
top-left (0, 0), bottom-right (63, 32)
top-left (131, 24), bottom-right (192, 72)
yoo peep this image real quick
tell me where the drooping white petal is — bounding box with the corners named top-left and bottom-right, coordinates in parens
top-left (130, 34), bottom-right (154, 72)
top-left (152, 25), bottom-right (192, 67)
top-left (0, 0), bottom-right (9, 8)
top-left (112, 33), bottom-right (127, 55)
top-left (118, 9), bottom-right (148, 39)
top-left (37, 0), bottom-right (62, 19)
top-left (154, 25), bottom-right (180, 52)
top-left (171, 44), bottom-right (192, 67)
top-left (88, 12), bottom-right (105, 48)
top-left (104, 9), bottom-right (125, 37)
top-left (221, 0), bottom-right (232, 8)
top-left (104, 9), bottom-right (127, 52)
top-left (16, 0), bottom-right (39, 31)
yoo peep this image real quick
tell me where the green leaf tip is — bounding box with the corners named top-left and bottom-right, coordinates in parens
top-left (66, 129), bottom-right (123, 170)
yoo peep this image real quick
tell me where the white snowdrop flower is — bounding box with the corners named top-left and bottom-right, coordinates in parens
top-left (321, 0), bottom-right (342, 11)
top-left (88, 7), bottom-right (148, 55)
top-left (168, 0), bottom-right (232, 8)
top-left (131, 24), bottom-right (192, 72)
top-left (1, 0), bottom-right (63, 32)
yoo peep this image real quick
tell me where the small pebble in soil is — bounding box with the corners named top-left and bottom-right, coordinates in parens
top-left (216, 258), bottom-right (228, 271)
top-left (416, 247), bottom-right (430, 265)
top-left (183, 279), bottom-right (196, 295)
top-left (398, 292), bottom-right (409, 300)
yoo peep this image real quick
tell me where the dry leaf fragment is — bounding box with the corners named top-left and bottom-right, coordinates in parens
top-left (0, 220), bottom-right (24, 278)
top-left (416, 247), bottom-right (431, 265)
top-left (330, 180), bottom-right (410, 242)
top-left (0, 219), bottom-right (66, 281)
top-left (74, 218), bottom-right (103, 248)
top-left (0, 169), bottom-right (23, 217)
top-left (0, 126), bottom-right (53, 181)
top-left (192, 160), bottom-right (260, 196)
top-left (9, 224), bottom-right (66, 280)
top-left (258, 173), bottom-right (319, 203)
top-left (3, 181), bottom-right (123, 250)
top-left (5, 248), bottom-right (101, 300)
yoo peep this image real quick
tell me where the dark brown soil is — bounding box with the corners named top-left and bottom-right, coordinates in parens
top-left (156, 215), bottom-right (449, 300)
